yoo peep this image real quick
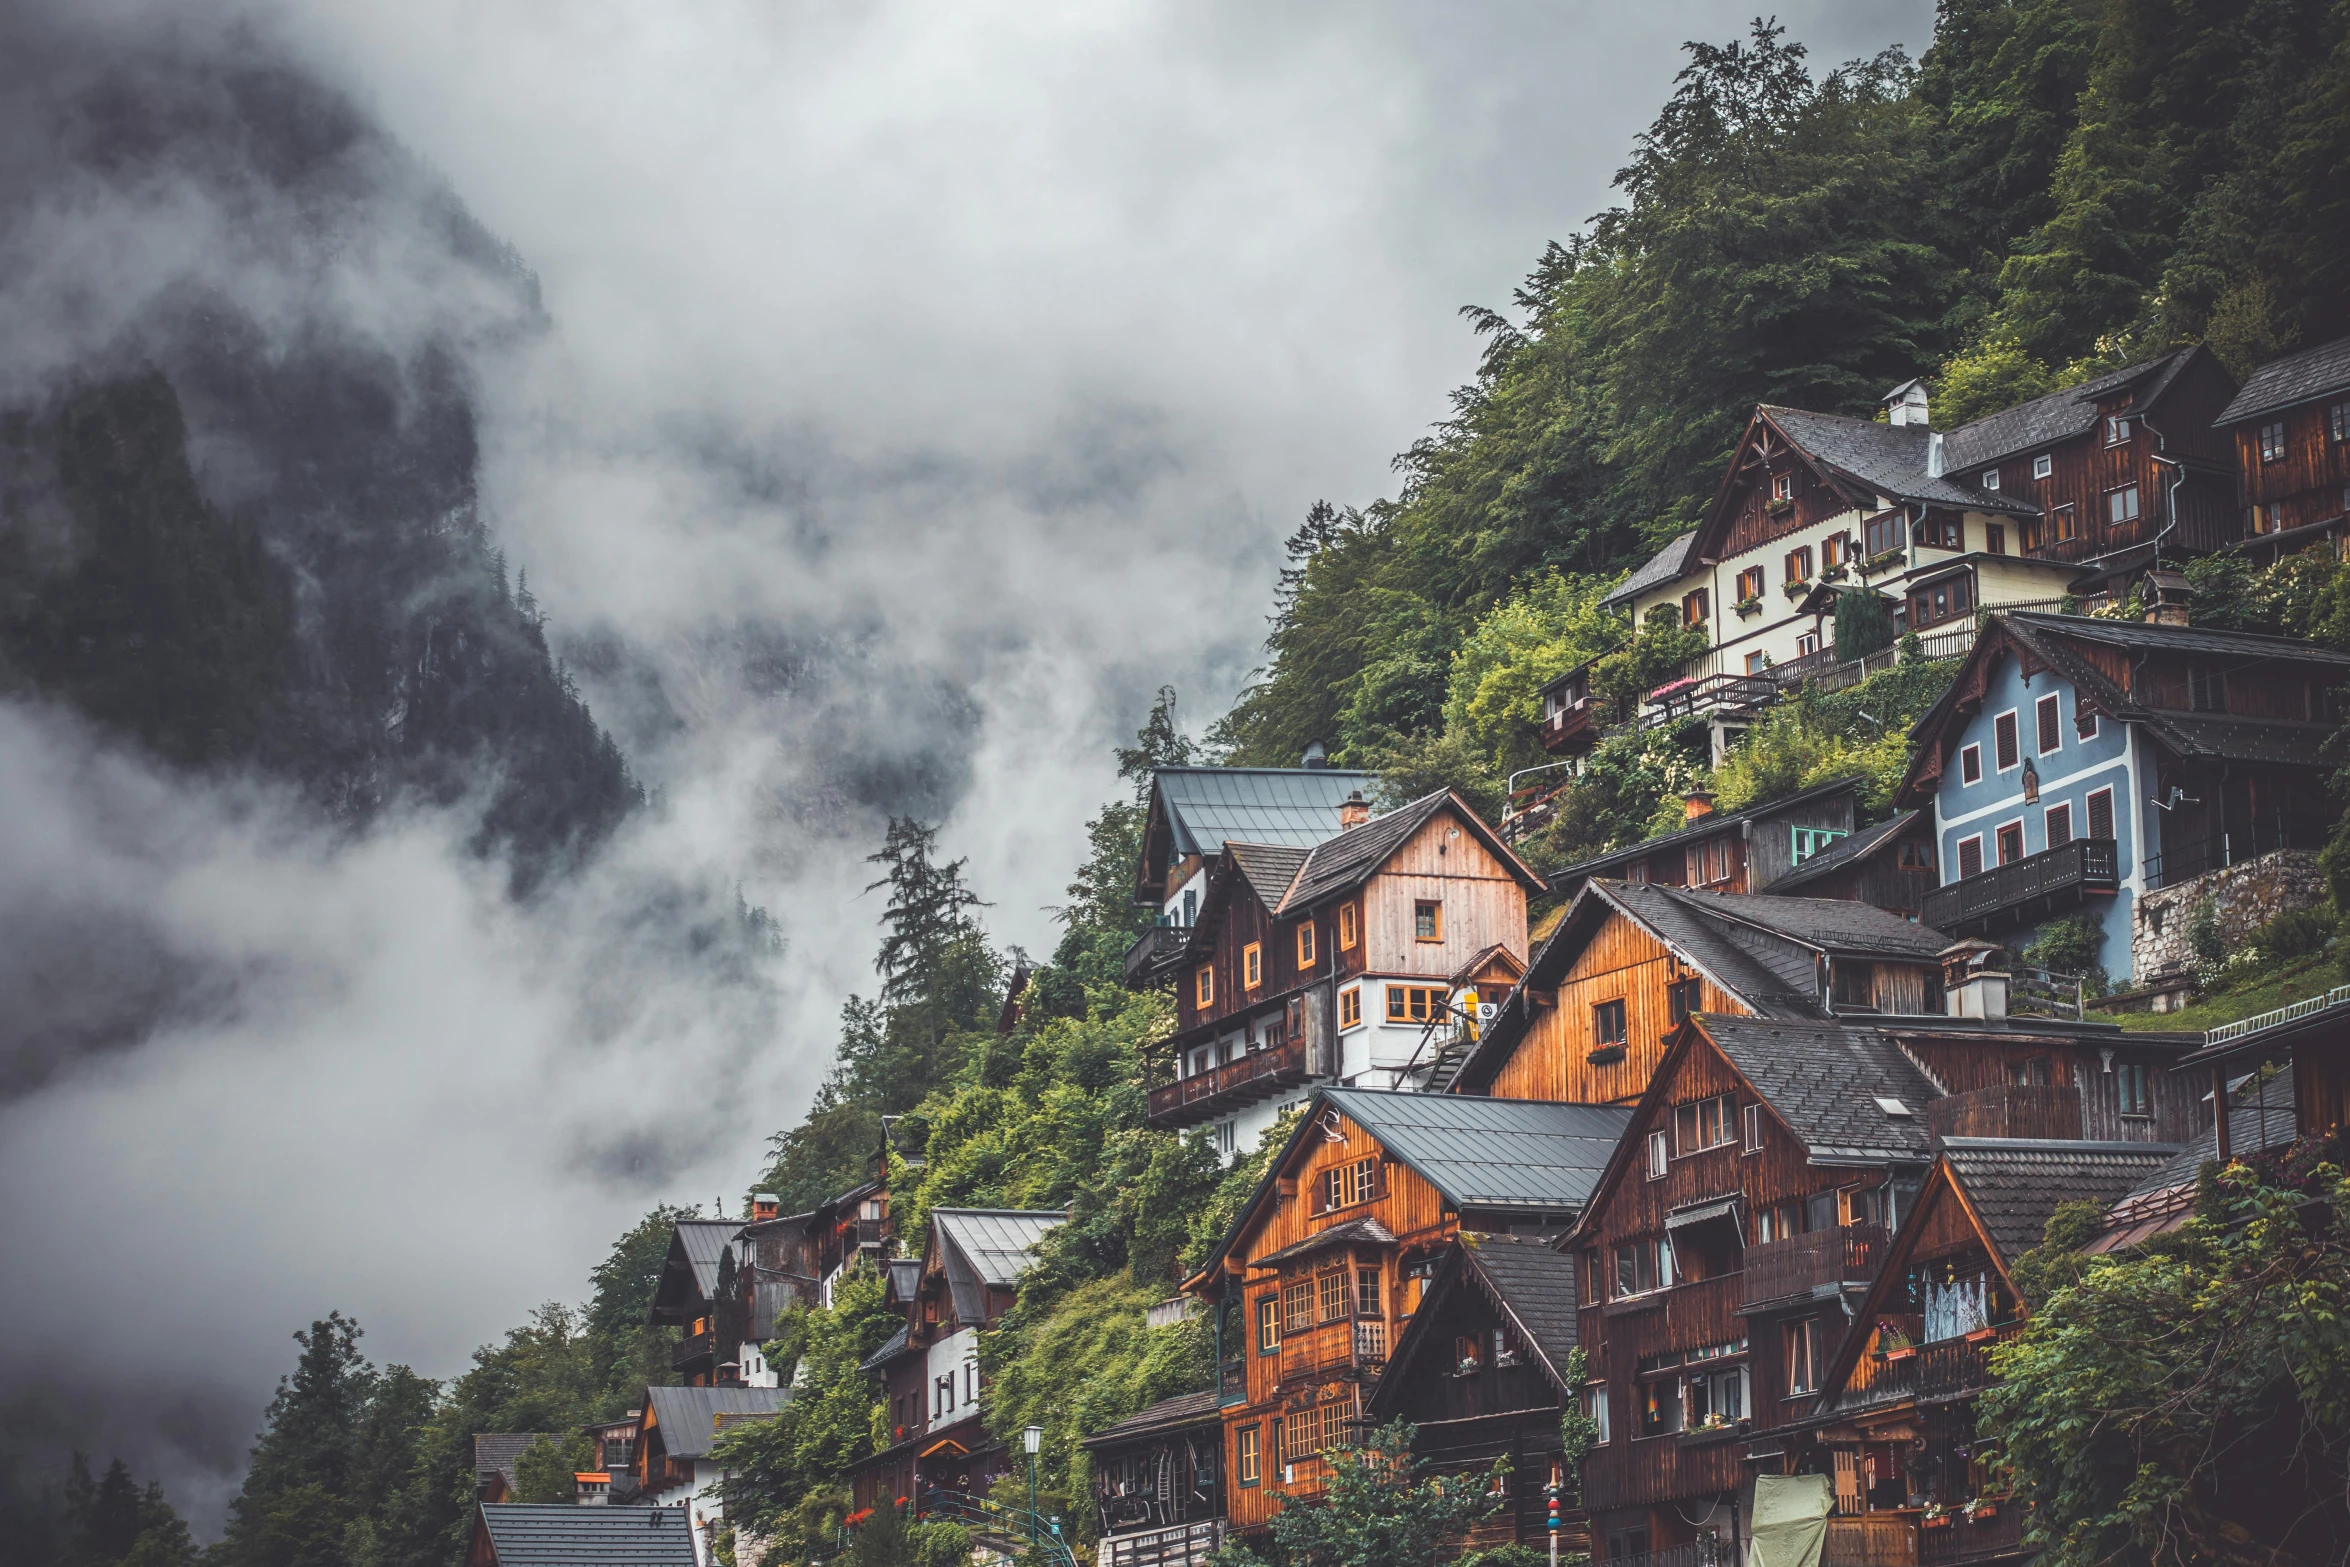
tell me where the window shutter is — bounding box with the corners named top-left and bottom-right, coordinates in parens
top-left (2087, 789), bottom-right (2114, 842)
top-left (1308, 1179), bottom-right (1328, 1217)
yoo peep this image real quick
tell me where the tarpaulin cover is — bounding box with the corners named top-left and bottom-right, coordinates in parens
top-left (1749, 1473), bottom-right (1832, 1567)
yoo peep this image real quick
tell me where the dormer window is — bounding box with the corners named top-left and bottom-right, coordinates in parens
top-left (2106, 414), bottom-right (2133, 445)
top-left (1772, 472), bottom-right (1794, 503)
top-left (1981, 468), bottom-right (1999, 490)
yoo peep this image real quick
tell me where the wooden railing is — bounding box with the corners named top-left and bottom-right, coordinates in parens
top-left (1146, 1037), bottom-right (1310, 1126)
top-left (1278, 1317), bottom-right (1382, 1385)
top-left (1919, 1502), bottom-right (2024, 1565)
top-left (1825, 1513), bottom-right (1917, 1566)
top-left (1599, 1541), bottom-right (1735, 1567)
top-left (672, 1329), bottom-right (714, 1370)
top-left (1217, 1358), bottom-right (1245, 1407)
top-left (1927, 1084), bottom-right (2082, 1142)
top-left (1541, 700), bottom-right (1602, 752)
top-left (1741, 1224), bottom-right (1887, 1309)
top-left (1921, 838), bottom-right (2117, 933)
top-left (1123, 926), bottom-right (1190, 987)
top-left (1918, 1324), bottom-right (2021, 1399)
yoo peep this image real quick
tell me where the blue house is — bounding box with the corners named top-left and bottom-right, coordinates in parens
top-left (1897, 606), bottom-right (2348, 982)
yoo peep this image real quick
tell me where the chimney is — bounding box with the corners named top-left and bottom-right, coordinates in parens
top-left (1682, 789), bottom-right (1717, 823)
top-left (1940, 939), bottom-right (2009, 1023)
top-left (1301, 740), bottom-right (1329, 770)
top-left (1926, 431), bottom-right (1946, 479)
top-left (1883, 377), bottom-right (1930, 428)
top-left (1337, 789), bottom-right (1369, 831)
top-left (2143, 570), bottom-right (2193, 627)
top-left (752, 1193), bottom-right (780, 1223)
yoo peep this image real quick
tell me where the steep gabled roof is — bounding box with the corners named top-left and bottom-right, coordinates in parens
top-left (1603, 884), bottom-right (1824, 1014)
top-left (1079, 1389), bottom-right (1223, 1451)
top-left (1942, 347), bottom-right (2202, 470)
top-left (1663, 886), bottom-right (1950, 960)
top-left (1602, 530), bottom-right (1700, 608)
top-left (1542, 775), bottom-right (1865, 893)
top-left (1225, 841), bottom-right (1310, 907)
top-left (1697, 1015), bottom-right (1942, 1163)
top-left (472, 1433), bottom-right (558, 1486)
top-left (642, 1386), bottom-right (791, 1461)
top-left (1320, 1087), bottom-right (1629, 1213)
top-left (475, 1504), bottom-right (697, 1566)
top-left (1941, 1138), bottom-right (2182, 1266)
top-left (2215, 334), bottom-right (2350, 426)
top-left (1896, 613), bottom-right (2350, 805)
top-left (1148, 767), bottom-right (1375, 862)
top-left (1365, 1232), bottom-right (1583, 1421)
top-left (648, 1219), bottom-right (743, 1322)
top-left (1758, 407), bottom-right (2027, 517)
top-left (931, 1208), bottom-right (1065, 1322)
top-left (1273, 790), bottom-right (1542, 915)
top-left (1760, 811), bottom-right (1921, 896)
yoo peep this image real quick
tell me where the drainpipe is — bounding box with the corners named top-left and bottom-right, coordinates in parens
top-left (2141, 411), bottom-right (2189, 570)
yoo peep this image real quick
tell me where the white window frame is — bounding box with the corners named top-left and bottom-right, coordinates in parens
top-left (1996, 818), bottom-right (2027, 866)
top-left (1956, 833), bottom-right (1985, 880)
top-left (2036, 692), bottom-right (2062, 755)
top-left (2044, 801), bottom-right (2073, 848)
top-left (1993, 709), bottom-right (2021, 772)
top-left (2032, 452), bottom-right (2053, 480)
top-left (1796, 630), bottom-right (1820, 658)
top-left (1980, 468), bottom-right (1999, 490)
top-left (1644, 1130), bottom-right (1668, 1181)
top-left (1960, 743), bottom-right (1982, 785)
top-left (1742, 1102), bottom-right (1764, 1156)
top-left (1584, 1383), bottom-right (1611, 1445)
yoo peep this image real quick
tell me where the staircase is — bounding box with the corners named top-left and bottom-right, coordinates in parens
top-left (920, 1490), bottom-right (1079, 1567)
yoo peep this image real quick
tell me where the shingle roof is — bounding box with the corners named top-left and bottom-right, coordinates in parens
top-left (1761, 407), bottom-right (2032, 515)
top-left (860, 1324), bottom-right (914, 1372)
top-left (2012, 611), bottom-right (2350, 666)
top-left (1698, 1016), bottom-right (1942, 1162)
top-left (1225, 842), bottom-right (1309, 907)
top-left (1459, 1232), bottom-right (1582, 1380)
top-left (2215, 334), bottom-right (2350, 426)
top-left (1761, 811), bottom-right (1920, 895)
top-left (642, 1386), bottom-right (791, 1461)
top-left (472, 1433), bottom-right (559, 1484)
top-left (1941, 348), bottom-right (2195, 470)
top-left (1941, 1139), bottom-right (2182, 1267)
top-left (1079, 1389), bottom-right (1223, 1450)
top-left (1543, 776), bottom-right (1865, 892)
top-left (1254, 1215), bottom-right (1398, 1270)
top-left (2109, 1070), bottom-right (2298, 1221)
top-left (1601, 883), bottom-right (1822, 1017)
top-left (1275, 791), bottom-right (1448, 912)
top-left (1603, 531), bottom-right (1699, 607)
top-left (477, 1504), bottom-right (697, 1566)
top-left (1662, 886), bottom-right (1951, 960)
top-left (1153, 768), bottom-right (1376, 859)
top-left (1321, 1088), bottom-right (1631, 1213)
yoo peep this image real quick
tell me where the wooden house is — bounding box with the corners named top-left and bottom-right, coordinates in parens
top-left (1543, 778), bottom-right (1863, 905)
top-left (2093, 1071), bottom-right (2298, 1253)
top-left (1142, 789), bottom-right (1542, 1158)
top-left (624, 1385), bottom-right (790, 1556)
top-left (1182, 1087), bottom-right (1629, 1542)
top-left (2218, 334), bottom-right (2350, 551)
top-left (1450, 880), bottom-right (1954, 1107)
top-left (2167, 986), bottom-right (2350, 1162)
top-left (848, 1208), bottom-right (1065, 1515)
top-left (469, 1434), bottom-right (557, 1503)
top-left (1597, 351), bottom-right (2240, 758)
top-left (1758, 811), bottom-right (1937, 918)
top-left (470, 1504), bottom-right (696, 1567)
top-left (647, 1218), bottom-right (748, 1389)
top-left (1801, 1139), bottom-right (2177, 1567)
top-left (1896, 609), bottom-right (2350, 983)
top-left (1078, 1390), bottom-right (1226, 1567)
top-left (1362, 1232), bottom-right (1592, 1557)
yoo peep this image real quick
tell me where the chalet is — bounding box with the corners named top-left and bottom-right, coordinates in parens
top-left (1128, 763), bottom-right (1375, 982)
top-left (1182, 1087), bottom-right (1629, 1542)
top-left (1758, 811), bottom-right (1937, 918)
top-left (1141, 789), bottom-right (1542, 1157)
top-left (1542, 778), bottom-right (1864, 904)
top-left (1599, 350), bottom-right (2240, 758)
top-left (647, 1218), bottom-right (747, 1389)
top-left (1361, 1232), bottom-right (1591, 1558)
top-left (851, 1208), bottom-right (1065, 1516)
top-left (1896, 607), bottom-right (2350, 982)
top-left (2093, 1070), bottom-right (2298, 1253)
top-left (1450, 881), bottom-right (1955, 1106)
top-left (1559, 1008), bottom-right (2203, 1563)
top-left (626, 1385), bottom-right (790, 1560)
top-left (1800, 1138), bottom-right (2178, 1566)
top-left (469, 1504), bottom-right (696, 1567)
top-left (1078, 1390), bottom-right (1226, 1567)
top-left (2218, 333), bottom-right (2350, 551)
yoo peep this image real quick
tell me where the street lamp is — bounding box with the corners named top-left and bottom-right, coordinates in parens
top-left (1023, 1425), bottom-right (1044, 1537)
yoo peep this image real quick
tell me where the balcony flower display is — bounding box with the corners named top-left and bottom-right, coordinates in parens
top-left (1819, 563), bottom-right (1847, 582)
top-left (1861, 547), bottom-right (1905, 574)
top-left (1782, 579), bottom-right (1810, 600)
top-left (1734, 595), bottom-right (1764, 616)
top-left (1647, 676), bottom-right (1696, 702)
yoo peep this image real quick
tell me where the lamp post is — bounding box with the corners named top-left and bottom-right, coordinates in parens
top-left (1023, 1425), bottom-right (1044, 1543)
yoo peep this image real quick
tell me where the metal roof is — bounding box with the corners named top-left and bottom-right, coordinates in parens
top-left (2215, 334), bottom-right (2350, 426)
top-left (1940, 1138), bottom-right (2181, 1266)
top-left (1603, 530), bottom-right (1699, 606)
top-left (1661, 886), bottom-right (1951, 960)
top-left (1153, 768), bottom-right (1375, 859)
top-left (860, 1324), bottom-right (914, 1372)
top-left (642, 1386), bottom-right (790, 1460)
top-left (1320, 1087), bottom-right (1631, 1213)
top-left (932, 1208), bottom-right (1065, 1288)
top-left (476, 1505), bottom-right (697, 1567)
top-left (1696, 1016), bottom-right (1943, 1163)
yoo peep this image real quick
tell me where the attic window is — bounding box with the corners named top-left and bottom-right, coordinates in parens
top-left (1874, 1096), bottom-right (1913, 1118)
top-left (1980, 468), bottom-right (1999, 491)
top-left (2032, 453), bottom-right (2053, 480)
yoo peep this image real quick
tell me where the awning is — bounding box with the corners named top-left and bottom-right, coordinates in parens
top-left (1666, 1197), bottom-right (1740, 1232)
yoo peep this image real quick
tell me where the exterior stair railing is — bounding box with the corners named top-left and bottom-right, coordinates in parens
top-left (920, 1490), bottom-right (1079, 1567)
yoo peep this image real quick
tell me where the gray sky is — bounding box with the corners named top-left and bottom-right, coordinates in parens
top-left (0, 0), bottom-right (1930, 1529)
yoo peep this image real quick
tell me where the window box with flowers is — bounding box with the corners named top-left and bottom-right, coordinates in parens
top-left (1648, 677), bottom-right (1697, 703)
top-left (1921, 1504), bottom-right (1954, 1531)
top-left (1734, 596), bottom-right (1764, 617)
top-left (1586, 1044), bottom-right (1627, 1065)
top-left (1963, 1498), bottom-right (2001, 1524)
top-left (1818, 563), bottom-right (1847, 583)
top-left (1861, 548), bottom-right (1905, 575)
top-left (1782, 579), bottom-right (1811, 601)
top-left (1876, 1324), bottom-right (1916, 1362)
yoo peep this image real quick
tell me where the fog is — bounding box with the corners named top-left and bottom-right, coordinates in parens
top-left (0, 0), bottom-right (1929, 1530)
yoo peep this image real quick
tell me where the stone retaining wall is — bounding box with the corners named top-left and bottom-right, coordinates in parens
top-left (2133, 848), bottom-right (2326, 982)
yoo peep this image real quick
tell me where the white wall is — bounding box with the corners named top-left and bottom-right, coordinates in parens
top-left (925, 1324), bottom-right (981, 1428)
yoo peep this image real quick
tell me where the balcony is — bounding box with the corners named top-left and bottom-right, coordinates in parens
top-left (1920, 837), bottom-right (2117, 937)
top-left (672, 1329), bottom-right (715, 1371)
top-left (1541, 698), bottom-right (1603, 753)
top-left (1641, 672), bottom-right (1782, 728)
top-left (1146, 1036), bottom-right (1312, 1130)
top-left (1218, 1357), bottom-right (1246, 1407)
top-left (1739, 1224), bottom-right (1887, 1313)
top-left (1277, 1317), bottom-right (1382, 1385)
top-left (1920, 1502), bottom-right (2025, 1565)
top-left (1123, 926), bottom-right (1192, 987)
top-left (1927, 1083), bottom-right (2081, 1142)
top-left (854, 1216), bottom-right (889, 1249)
top-left (1836, 1323), bottom-right (2022, 1413)
top-left (1825, 1514), bottom-right (1917, 1567)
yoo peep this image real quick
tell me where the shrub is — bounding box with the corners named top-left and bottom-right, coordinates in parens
top-left (1832, 590), bottom-right (1896, 660)
top-left (2252, 905), bottom-right (2335, 966)
top-left (2019, 915), bottom-right (2109, 996)
top-left (2187, 897), bottom-right (2226, 969)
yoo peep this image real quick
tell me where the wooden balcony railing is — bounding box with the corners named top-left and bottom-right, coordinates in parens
top-left (1920, 1502), bottom-right (2024, 1565)
top-left (1836, 1323), bottom-right (2022, 1413)
top-left (1146, 1037), bottom-right (1312, 1129)
top-left (1218, 1358), bottom-right (1246, 1407)
top-left (1741, 1224), bottom-right (1887, 1311)
top-left (1927, 1084), bottom-right (2081, 1142)
top-left (1825, 1513), bottom-right (1917, 1567)
top-left (1276, 1317), bottom-right (1389, 1385)
top-left (1540, 700), bottom-right (1602, 752)
top-left (672, 1329), bottom-right (715, 1371)
top-left (1921, 837), bottom-right (2117, 935)
top-left (1602, 1540), bottom-right (1736, 1567)
top-left (1123, 926), bottom-right (1191, 987)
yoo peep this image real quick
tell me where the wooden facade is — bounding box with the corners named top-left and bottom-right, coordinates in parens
top-left (1547, 781), bottom-right (1861, 904)
top-left (2226, 339), bottom-right (2350, 543)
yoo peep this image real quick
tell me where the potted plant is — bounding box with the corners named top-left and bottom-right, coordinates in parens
top-left (1586, 1044), bottom-right (1627, 1066)
top-left (1963, 1497), bottom-right (1999, 1523)
top-left (1782, 580), bottom-right (1810, 601)
top-left (1819, 563), bottom-right (1847, 583)
top-left (1877, 1324), bottom-right (1916, 1362)
top-left (1920, 1503), bottom-right (1953, 1530)
top-left (1863, 547), bottom-right (1905, 574)
top-left (1734, 595), bottom-right (1764, 617)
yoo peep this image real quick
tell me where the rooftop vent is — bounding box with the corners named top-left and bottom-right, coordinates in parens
top-left (1302, 740), bottom-right (1329, 769)
top-left (1883, 377), bottom-right (1930, 428)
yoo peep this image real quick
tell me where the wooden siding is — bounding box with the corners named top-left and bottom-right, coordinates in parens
top-left (2237, 398), bottom-right (2350, 532)
top-left (1486, 910), bottom-right (1750, 1105)
top-left (1574, 1032), bottom-right (1896, 1514)
top-left (1748, 795), bottom-right (1860, 891)
top-left (1174, 876), bottom-right (1290, 1039)
top-left (1361, 811), bottom-right (1530, 975)
top-left (1897, 1036), bottom-right (2202, 1144)
top-left (1720, 435), bottom-right (1860, 558)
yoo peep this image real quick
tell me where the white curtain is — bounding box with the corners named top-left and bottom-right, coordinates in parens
top-left (1925, 1271), bottom-right (1990, 1341)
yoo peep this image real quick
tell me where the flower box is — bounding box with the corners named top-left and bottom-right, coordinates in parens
top-left (1964, 1326), bottom-right (1998, 1344)
top-left (1921, 1514), bottom-right (1954, 1531)
top-left (1818, 564), bottom-right (1847, 582)
top-left (1782, 580), bottom-right (1810, 600)
top-left (1587, 1045), bottom-right (1627, 1066)
top-left (1766, 497), bottom-right (1795, 516)
top-left (1647, 677), bottom-right (1696, 701)
top-left (1734, 597), bottom-right (1764, 617)
top-left (1966, 1503), bottom-right (2000, 1523)
top-left (1862, 548), bottom-right (1905, 574)
top-left (1883, 1345), bottom-right (1917, 1363)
